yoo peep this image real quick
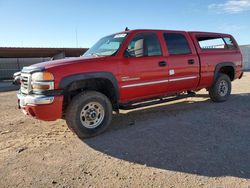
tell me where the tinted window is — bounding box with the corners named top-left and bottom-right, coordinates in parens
top-left (197, 36), bottom-right (236, 50)
top-left (164, 33), bottom-right (191, 55)
top-left (126, 32), bottom-right (162, 57)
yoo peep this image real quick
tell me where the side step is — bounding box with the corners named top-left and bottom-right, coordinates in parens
top-left (119, 92), bottom-right (196, 110)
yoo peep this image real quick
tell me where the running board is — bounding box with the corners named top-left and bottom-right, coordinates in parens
top-left (119, 92), bottom-right (196, 110)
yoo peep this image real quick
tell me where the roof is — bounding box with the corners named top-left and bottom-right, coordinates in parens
top-left (119, 29), bottom-right (231, 36)
top-left (0, 47), bottom-right (88, 58)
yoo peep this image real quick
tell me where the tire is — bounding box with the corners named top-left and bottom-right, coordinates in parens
top-left (65, 91), bottom-right (113, 138)
top-left (209, 73), bottom-right (232, 102)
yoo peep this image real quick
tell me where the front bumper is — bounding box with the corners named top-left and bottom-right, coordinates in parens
top-left (17, 91), bottom-right (63, 121)
top-left (17, 92), bottom-right (54, 107)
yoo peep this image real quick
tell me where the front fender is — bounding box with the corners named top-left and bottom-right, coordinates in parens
top-left (59, 72), bottom-right (119, 101)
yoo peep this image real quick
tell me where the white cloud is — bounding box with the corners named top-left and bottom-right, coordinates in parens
top-left (218, 23), bottom-right (246, 32)
top-left (208, 0), bottom-right (250, 14)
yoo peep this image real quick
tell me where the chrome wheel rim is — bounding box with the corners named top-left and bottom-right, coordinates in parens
top-left (218, 80), bottom-right (228, 97)
top-left (80, 102), bottom-right (105, 129)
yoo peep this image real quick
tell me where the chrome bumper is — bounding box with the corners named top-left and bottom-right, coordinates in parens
top-left (17, 91), bottom-right (54, 107)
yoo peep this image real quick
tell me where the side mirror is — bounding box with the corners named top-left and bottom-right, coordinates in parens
top-left (124, 49), bottom-right (136, 58)
top-left (124, 49), bottom-right (131, 58)
top-left (13, 72), bottom-right (21, 85)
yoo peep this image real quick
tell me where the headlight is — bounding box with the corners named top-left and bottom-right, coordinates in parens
top-left (31, 72), bottom-right (54, 93)
top-left (31, 72), bottom-right (54, 81)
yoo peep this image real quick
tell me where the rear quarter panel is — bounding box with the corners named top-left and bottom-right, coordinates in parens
top-left (189, 32), bottom-right (242, 89)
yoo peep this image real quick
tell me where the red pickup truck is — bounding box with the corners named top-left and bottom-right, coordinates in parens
top-left (16, 29), bottom-right (243, 138)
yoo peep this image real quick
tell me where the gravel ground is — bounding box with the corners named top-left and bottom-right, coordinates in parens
top-left (0, 73), bottom-right (250, 188)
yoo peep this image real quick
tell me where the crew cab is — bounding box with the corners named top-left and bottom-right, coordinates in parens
top-left (15, 29), bottom-right (243, 138)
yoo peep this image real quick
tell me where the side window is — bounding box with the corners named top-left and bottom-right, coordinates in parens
top-left (125, 32), bottom-right (162, 58)
top-left (163, 33), bottom-right (191, 55)
top-left (197, 37), bottom-right (226, 49)
top-left (223, 37), bottom-right (236, 50)
top-left (197, 36), bottom-right (236, 50)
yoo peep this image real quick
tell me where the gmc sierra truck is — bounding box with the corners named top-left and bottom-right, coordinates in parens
top-left (15, 29), bottom-right (243, 138)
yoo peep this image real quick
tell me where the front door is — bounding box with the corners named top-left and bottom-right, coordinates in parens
top-left (119, 32), bottom-right (169, 102)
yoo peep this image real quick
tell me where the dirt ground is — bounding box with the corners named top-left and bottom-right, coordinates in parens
top-left (0, 73), bottom-right (250, 188)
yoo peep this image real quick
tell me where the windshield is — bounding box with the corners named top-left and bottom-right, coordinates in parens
top-left (83, 33), bottom-right (127, 57)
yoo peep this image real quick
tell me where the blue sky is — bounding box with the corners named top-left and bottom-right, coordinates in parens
top-left (0, 0), bottom-right (250, 48)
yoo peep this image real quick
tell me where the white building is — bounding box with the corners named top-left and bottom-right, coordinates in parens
top-left (240, 45), bottom-right (250, 70)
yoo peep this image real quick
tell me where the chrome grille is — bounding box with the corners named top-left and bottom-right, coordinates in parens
top-left (21, 73), bottom-right (31, 94)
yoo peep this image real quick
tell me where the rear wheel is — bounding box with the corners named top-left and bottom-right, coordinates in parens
top-left (65, 91), bottom-right (112, 138)
top-left (209, 73), bottom-right (231, 102)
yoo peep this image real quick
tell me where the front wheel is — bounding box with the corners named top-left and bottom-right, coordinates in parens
top-left (65, 91), bottom-right (113, 138)
top-left (209, 73), bottom-right (232, 102)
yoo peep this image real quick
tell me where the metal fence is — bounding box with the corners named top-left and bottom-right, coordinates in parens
top-left (0, 58), bottom-right (51, 80)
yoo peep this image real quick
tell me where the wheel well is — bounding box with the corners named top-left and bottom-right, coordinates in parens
top-left (62, 78), bottom-right (118, 114)
top-left (219, 66), bottom-right (235, 81)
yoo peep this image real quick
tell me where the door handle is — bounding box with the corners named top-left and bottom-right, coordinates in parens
top-left (188, 59), bottom-right (195, 65)
top-left (159, 61), bottom-right (167, 67)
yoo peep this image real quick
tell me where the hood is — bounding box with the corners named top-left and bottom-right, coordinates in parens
top-left (30, 56), bottom-right (107, 70)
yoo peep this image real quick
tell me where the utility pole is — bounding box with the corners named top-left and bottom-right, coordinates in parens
top-left (75, 28), bottom-right (78, 48)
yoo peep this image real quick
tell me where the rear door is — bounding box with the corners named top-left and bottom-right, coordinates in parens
top-left (162, 32), bottom-right (200, 93)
